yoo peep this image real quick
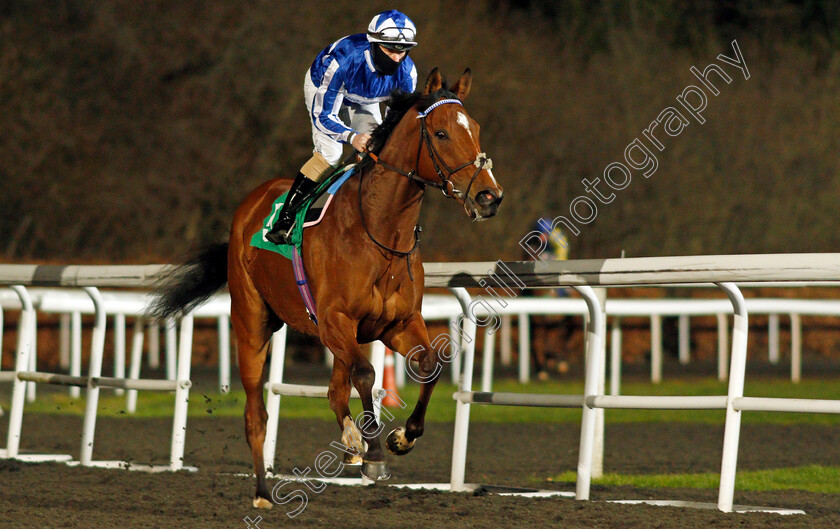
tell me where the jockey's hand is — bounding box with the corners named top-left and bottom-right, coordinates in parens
top-left (351, 133), bottom-right (371, 153)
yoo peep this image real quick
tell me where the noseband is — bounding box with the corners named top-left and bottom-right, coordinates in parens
top-left (368, 98), bottom-right (493, 200)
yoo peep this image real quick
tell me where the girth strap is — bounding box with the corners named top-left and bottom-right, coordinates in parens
top-left (292, 246), bottom-right (318, 324)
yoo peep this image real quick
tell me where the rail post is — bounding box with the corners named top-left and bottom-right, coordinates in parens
top-left (79, 287), bottom-right (107, 466)
top-left (574, 285), bottom-right (605, 500)
top-left (449, 287), bottom-right (476, 491)
top-left (716, 282), bottom-right (748, 512)
top-left (4, 286), bottom-right (34, 457)
top-left (263, 326), bottom-right (287, 474)
top-left (169, 313), bottom-right (194, 470)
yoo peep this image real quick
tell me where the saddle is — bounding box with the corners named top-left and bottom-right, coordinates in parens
top-left (250, 165), bottom-right (356, 260)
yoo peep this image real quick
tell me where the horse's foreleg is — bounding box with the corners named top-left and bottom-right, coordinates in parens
top-left (381, 315), bottom-right (441, 455)
top-left (350, 356), bottom-right (391, 480)
top-left (320, 313), bottom-right (389, 481)
top-left (327, 359), bottom-right (364, 464)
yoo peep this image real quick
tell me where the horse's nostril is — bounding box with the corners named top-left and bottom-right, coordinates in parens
top-left (476, 190), bottom-right (496, 207)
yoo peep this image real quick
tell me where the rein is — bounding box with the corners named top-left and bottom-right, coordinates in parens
top-left (359, 98), bottom-right (492, 280)
top-left (357, 169), bottom-right (421, 280)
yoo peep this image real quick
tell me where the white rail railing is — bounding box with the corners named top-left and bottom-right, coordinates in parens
top-left (4, 254), bottom-right (840, 512)
top-left (426, 254), bottom-right (840, 512)
top-left (0, 285), bottom-right (196, 472)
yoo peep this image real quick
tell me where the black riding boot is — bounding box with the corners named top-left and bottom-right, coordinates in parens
top-left (265, 173), bottom-right (318, 244)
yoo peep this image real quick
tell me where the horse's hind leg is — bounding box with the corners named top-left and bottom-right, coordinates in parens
top-left (230, 279), bottom-right (276, 508)
top-left (240, 336), bottom-right (273, 508)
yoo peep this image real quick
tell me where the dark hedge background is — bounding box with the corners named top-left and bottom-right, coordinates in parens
top-left (3, 0), bottom-right (839, 263)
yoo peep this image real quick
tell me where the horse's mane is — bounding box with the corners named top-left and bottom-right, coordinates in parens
top-left (355, 87), bottom-right (457, 174)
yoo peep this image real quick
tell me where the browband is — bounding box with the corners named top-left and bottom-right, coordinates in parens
top-left (416, 98), bottom-right (462, 118)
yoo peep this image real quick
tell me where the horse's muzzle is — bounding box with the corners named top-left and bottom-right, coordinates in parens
top-left (469, 188), bottom-right (504, 220)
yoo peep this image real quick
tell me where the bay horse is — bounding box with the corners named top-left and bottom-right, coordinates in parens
top-left (150, 68), bottom-right (503, 508)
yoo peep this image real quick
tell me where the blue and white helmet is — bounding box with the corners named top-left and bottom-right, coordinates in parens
top-left (367, 10), bottom-right (417, 51)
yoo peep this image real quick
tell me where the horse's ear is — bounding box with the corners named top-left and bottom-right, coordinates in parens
top-left (450, 68), bottom-right (472, 101)
top-left (424, 67), bottom-right (444, 95)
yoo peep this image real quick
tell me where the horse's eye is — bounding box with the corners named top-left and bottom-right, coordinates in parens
top-left (435, 130), bottom-right (448, 140)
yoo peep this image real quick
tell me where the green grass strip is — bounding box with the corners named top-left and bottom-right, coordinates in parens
top-left (6, 376), bottom-right (840, 425)
top-left (550, 465), bottom-right (840, 493)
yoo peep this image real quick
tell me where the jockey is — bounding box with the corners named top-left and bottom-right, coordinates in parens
top-left (535, 217), bottom-right (570, 298)
top-left (535, 217), bottom-right (569, 262)
top-left (265, 10), bottom-right (419, 244)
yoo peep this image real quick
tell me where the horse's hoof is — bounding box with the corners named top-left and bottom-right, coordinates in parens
top-left (386, 427), bottom-right (415, 456)
top-left (361, 460), bottom-right (391, 481)
top-left (253, 497), bottom-right (273, 509)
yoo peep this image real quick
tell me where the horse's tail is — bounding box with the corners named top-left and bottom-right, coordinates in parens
top-left (146, 242), bottom-right (229, 322)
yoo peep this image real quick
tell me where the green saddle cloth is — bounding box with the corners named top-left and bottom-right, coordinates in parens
top-left (250, 165), bottom-right (355, 259)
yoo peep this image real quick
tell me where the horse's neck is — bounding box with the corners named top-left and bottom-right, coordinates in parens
top-left (359, 163), bottom-right (424, 245)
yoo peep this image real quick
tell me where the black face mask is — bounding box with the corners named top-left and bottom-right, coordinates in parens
top-left (372, 44), bottom-right (403, 76)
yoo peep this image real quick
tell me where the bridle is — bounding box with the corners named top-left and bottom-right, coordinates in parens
top-left (367, 98), bottom-right (493, 200)
top-left (359, 99), bottom-right (493, 281)
top-left (360, 97), bottom-right (493, 279)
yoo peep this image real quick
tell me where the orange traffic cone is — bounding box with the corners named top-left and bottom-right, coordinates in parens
top-left (382, 348), bottom-right (401, 408)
